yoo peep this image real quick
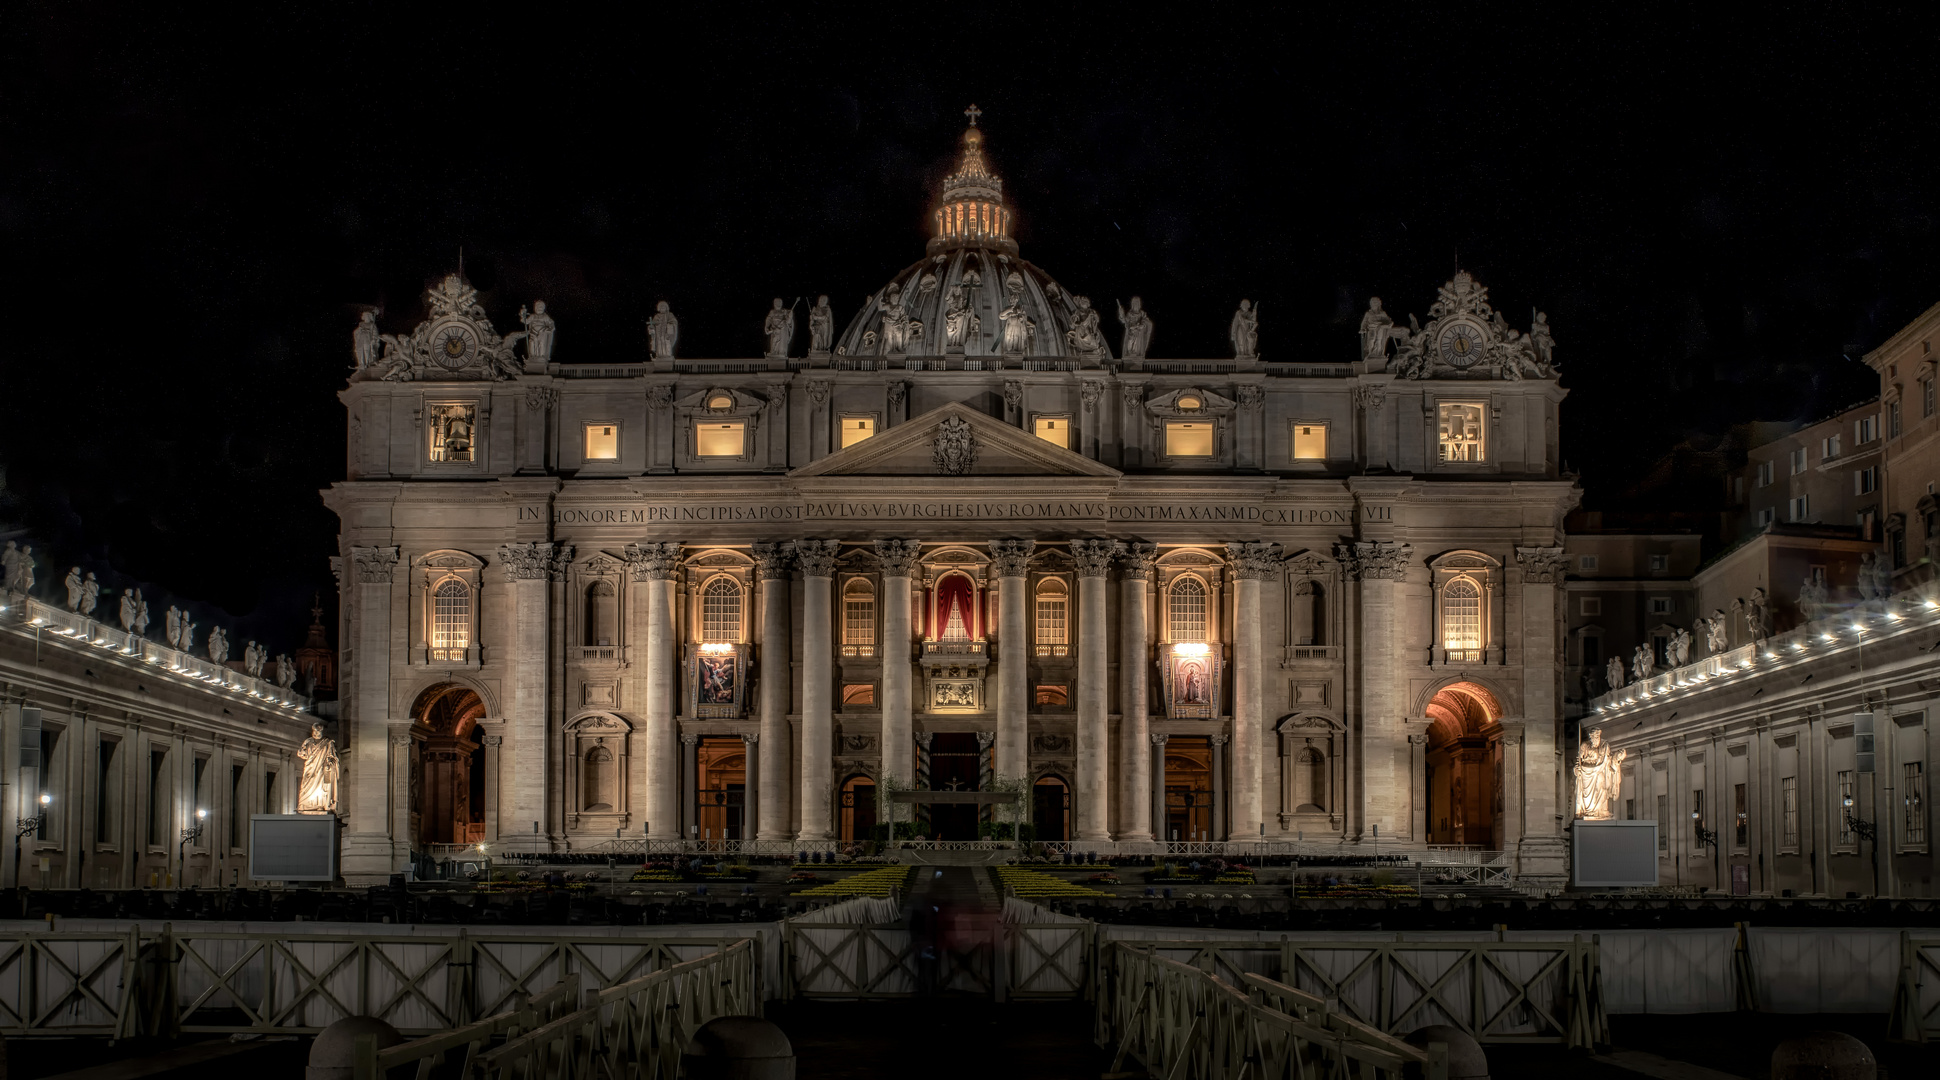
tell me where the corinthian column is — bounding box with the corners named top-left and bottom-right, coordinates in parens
top-left (1070, 539), bottom-right (1118, 841)
top-left (501, 541), bottom-right (569, 849)
top-left (343, 546), bottom-right (398, 880)
top-left (989, 540), bottom-right (1035, 783)
top-left (875, 539), bottom-right (922, 789)
top-left (752, 542), bottom-right (793, 842)
top-left (1337, 540), bottom-right (1412, 839)
top-left (1227, 541), bottom-right (1280, 842)
top-left (795, 540), bottom-right (840, 842)
top-left (626, 542), bottom-right (683, 840)
top-left (1118, 543), bottom-right (1156, 840)
top-left (1513, 545), bottom-right (1569, 881)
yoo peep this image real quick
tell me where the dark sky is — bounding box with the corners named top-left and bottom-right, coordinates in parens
top-left (3, 5), bottom-right (1935, 652)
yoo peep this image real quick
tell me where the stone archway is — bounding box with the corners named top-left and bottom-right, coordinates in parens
top-left (410, 683), bottom-right (488, 845)
top-left (1424, 681), bottom-right (1503, 848)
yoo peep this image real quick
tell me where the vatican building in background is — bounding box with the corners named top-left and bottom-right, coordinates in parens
top-left (326, 114), bottom-right (1578, 886)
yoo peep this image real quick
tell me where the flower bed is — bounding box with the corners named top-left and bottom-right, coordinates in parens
top-left (995, 865), bottom-right (1112, 899)
top-left (792, 865), bottom-right (912, 897)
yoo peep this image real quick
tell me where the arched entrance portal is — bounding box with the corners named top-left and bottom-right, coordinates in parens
top-left (411, 683), bottom-right (487, 846)
top-left (1425, 682), bottom-right (1502, 848)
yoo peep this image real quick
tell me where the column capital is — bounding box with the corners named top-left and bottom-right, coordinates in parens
top-left (795, 539), bottom-right (840, 578)
top-left (482, 734), bottom-right (504, 747)
top-left (988, 539), bottom-right (1036, 578)
top-left (1226, 541), bottom-right (1283, 580)
top-left (1514, 545), bottom-right (1568, 583)
top-left (351, 546), bottom-right (400, 584)
top-left (680, 733), bottom-right (700, 747)
top-left (1119, 542), bottom-right (1158, 579)
top-left (624, 541), bottom-right (683, 581)
top-left (1150, 732), bottom-right (1169, 747)
top-left (500, 541), bottom-right (570, 582)
top-left (741, 732), bottom-right (760, 746)
top-left (874, 539), bottom-right (923, 577)
top-left (1209, 733), bottom-right (1229, 747)
top-left (751, 542), bottom-right (793, 580)
top-left (976, 731), bottom-right (995, 751)
top-left (1333, 540), bottom-right (1413, 581)
top-left (1069, 538), bottom-right (1119, 578)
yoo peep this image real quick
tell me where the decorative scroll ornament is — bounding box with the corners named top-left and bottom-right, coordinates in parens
top-left (1385, 270), bottom-right (1555, 382)
top-left (1572, 728), bottom-right (1626, 820)
top-left (1514, 546), bottom-right (1568, 583)
top-left (932, 415), bottom-right (977, 474)
top-left (795, 539), bottom-right (841, 578)
top-left (623, 541), bottom-right (683, 581)
top-left (1226, 541), bottom-right (1283, 580)
top-left (356, 274), bottom-right (530, 384)
top-left (525, 385), bottom-right (559, 411)
top-left (874, 539), bottom-right (923, 577)
top-left (987, 539), bottom-right (1036, 578)
top-left (352, 546), bottom-right (400, 584)
top-left (1353, 383), bottom-right (1387, 410)
top-left (1069, 538), bottom-right (1119, 578)
top-left (1333, 541), bottom-right (1412, 581)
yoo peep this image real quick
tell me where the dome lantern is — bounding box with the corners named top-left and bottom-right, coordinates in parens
top-left (928, 104), bottom-right (1017, 257)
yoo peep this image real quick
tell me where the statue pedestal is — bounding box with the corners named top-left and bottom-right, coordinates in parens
top-left (807, 348), bottom-right (831, 367)
top-left (1515, 834), bottom-right (1569, 891)
top-left (339, 829), bottom-right (401, 886)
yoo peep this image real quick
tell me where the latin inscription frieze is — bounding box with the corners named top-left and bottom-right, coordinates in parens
top-left (528, 501), bottom-right (1392, 525)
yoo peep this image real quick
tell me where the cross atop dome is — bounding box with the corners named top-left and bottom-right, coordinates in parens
top-left (964, 103), bottom-right (981, 127)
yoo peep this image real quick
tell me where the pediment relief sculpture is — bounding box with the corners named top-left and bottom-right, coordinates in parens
top-left (1373, 271), bottom-right (1558, 382)
top-left (1144, 386), bottom-right (1237, 417)
top-left (349, 274), bottom-right (540, 384)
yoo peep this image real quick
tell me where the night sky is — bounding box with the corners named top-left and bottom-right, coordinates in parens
top-left (3, 6), bottom-right (1935, 653)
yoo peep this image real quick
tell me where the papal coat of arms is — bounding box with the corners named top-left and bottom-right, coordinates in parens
top-left (932, 415), bottom-right (976, 474)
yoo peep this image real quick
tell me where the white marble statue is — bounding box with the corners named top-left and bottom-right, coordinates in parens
top-left (878, 285), bottom-right (912, 354)
top-left (999, 295), bottom-right (1033, 354)
top-left (1606, 655), bottom-right (1625, 692)
top-left (1359, 297), bottom-right (1393, 361)
top-left (1530, 310), bottom-right (1556, 370)
top-left (79, 572), bottom-right (99, 616)
top-left (179, 616), bottom-right (195, 654)
top-left (1745, 588), bottom-right (1770, 643)
top-left (276, 654), bottom-right (297, 690)
top-left (1230, 299), bottom-right (1259, 360)
top-left (1117, 297), bottom-right (1152, 359)
top-left (208, 626), bottom-right (229, 664)
top-left (1572, 728), bottom-right (1626, 820)
top-left (762, 297), bottom-right (794, 358)
top-left (65, 567), bottom-right (84, 610)
top-left (165, 606), bottom-right (182, 648)
top-left (1702, 611), bottom-right (1730, 654)
top-left (1668, 627), bottom-right (1693, 668)
top-left (648, 301), bottom-right (679, 361)
top-left (0, 543), bottom-right (17, 594)
top-left (117, 589), bottom-right (137, 632)
top-left (1065, 296), bottom-right (1106, 359)
top-left (1798, 575), bottom-right (1829, 617)
top-left (808, 295), bottom-right (833, 354)
top-left (944, 286), bottom-right (971, 349)
top-left (519, 301), bottom-right (556, 362)
top-left (1631, 643), bottom-right (1655, 682)
top-left (132, 591), bottom-right (149, 636)
top-left (243, 640), bottom-right (265, 678)
top-left (352, 311), bottom-right (381, 370)
top-left (4, 544), bottom-right (33, 595)
top-left (1858, 551), bottom-right (1891, 601)
top-left (297, 724), bottom-right (340, 814)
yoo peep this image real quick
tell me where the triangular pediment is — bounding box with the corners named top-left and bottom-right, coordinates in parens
top-left (789, 401), bottom-right (1121, 478)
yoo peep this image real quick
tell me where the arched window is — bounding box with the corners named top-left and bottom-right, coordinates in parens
top-left (843, 578), bottom-right (876, 655)
top-left (582, 745), bottom-right (615, 812)
top-left (701, 577), bottom-right (742, 642)
top-left (585, 580), bottom-right (617, 647)
top-left (1443, 577), bottom-right (1482, 654)
top-left (1034, 578), bottom-right (1068, 655)
top-left (432, 579), bottom-right (470, 660)
top-left (1168, 576), bottom-right (1208, 642)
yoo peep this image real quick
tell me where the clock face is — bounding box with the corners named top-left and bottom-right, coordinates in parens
top-left (1438, 322), bottom-right (1484, 368)
top-left (433, 324), bottom-right (478, 369)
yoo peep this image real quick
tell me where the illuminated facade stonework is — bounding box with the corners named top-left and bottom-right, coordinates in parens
top-left (325, 117), bottom-right (1580, 885)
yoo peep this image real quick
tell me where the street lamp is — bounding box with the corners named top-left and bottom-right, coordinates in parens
top-left (14, 793), bottom-right (51, 895)
top-left (1842, 794), bottom-right (1879, 897)
top-left (177, 808), bottom-right (207, 890)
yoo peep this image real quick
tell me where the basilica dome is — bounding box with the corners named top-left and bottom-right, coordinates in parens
top-left (834, 114), bottom-right (1111, 362)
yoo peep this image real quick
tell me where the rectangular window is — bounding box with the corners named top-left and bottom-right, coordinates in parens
top-left (1821, 435), bottom-right (1840, 460)
top-left (1163, 421), bottom-right (1214, 457)
top-left (583, 423), bottom-right (619, 461)
top-left (230, 763), bottom-right (246, 850)
top-left (1782, 776), bottom-right (1799, 847)
top-left (1579, 596), bottom-right (1602, 616)
top-left (1810, 564), bottom-right (1828, 586)
top-left (38, 728), bottom-right (61, 842)
top-left (1650, 596), bottom-right (1672, 615)
top-left (1437, 403), bottom-right (1486, 463)
top-left (842, 581), bottom-right (876, 652)
top-left (1692, 789), bottom-right (1705, 846)
top-left (1656, 794), bottom-right (1669, 851)
top-left (841, 683), bottom-right (875, 707)
top-left (1889, 400), bottom-right (1902, 438)
top-left (1755, 461), bottom-right (1775, 488)
top-left (839, 416), bottom-right (876, 448)
top-left (149, 748), bottom-right (170, 847)
top-left (96, 738), bottom-right (119, 843)
top-left (1789, 447), bottom-right (1807, 475)
top-left (1855, 466), bottom-right (1878, 495)
top-left (263, 770), bottom-right (277, 814)
top-left (1856, 415), bottom-right (1879, 443)
top-left (192, 756), bottom-right (208, 838)
top-left (1906, 761), bottom-right (1927, 845)
top-left (1033, 416), bottom-right (1071, 448)
top-left (1788, 495), bottom-right (1810, 522)
top-left (1757, 507), bottom-right (1775, 528)
top-left (695, 422), bottom-right (746, 457)
top-left (427, 403), bottom-right (477, 463)
top-left (1625, 797), bottom-right (1636, 821)
top-left (1923, 377), bottom-right (1935, 419)
top-left (1291, 422), bottom-right (1327, 460)
top-left (1580, 634), bottom-right (1601, 670)
top-left (1034, 586), bottom-right (1069, 650)
top-left (1649, 554), bottom-right (1669, 572)
top-left (1838, 770), bottom-right (1855, 846)
top-left (1579, 555), bottom-right (1599, 571)
top-left (1857, 510), bottom-right (1877, 538)
top-left (1733, 783), bottom-right (1747, 846)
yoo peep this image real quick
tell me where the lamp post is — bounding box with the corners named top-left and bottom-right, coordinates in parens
top-left (1691, 811), bottom-right (1719, 891)
top-left (1842, 794), bottom-right (1879, 898)
top-left (14, 793), bottom-right (50, 896)
top-left (177, 808), bottom-right (207, 890)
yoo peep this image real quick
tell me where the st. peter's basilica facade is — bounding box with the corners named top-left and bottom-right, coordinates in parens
top-left (326, 115), bottom-right (1578, 886)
